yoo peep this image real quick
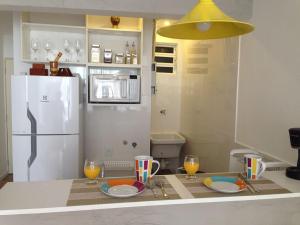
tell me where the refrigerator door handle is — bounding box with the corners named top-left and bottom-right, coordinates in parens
top-left (27, 107), bottom-right (37, 181)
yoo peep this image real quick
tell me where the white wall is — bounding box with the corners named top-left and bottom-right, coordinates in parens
top-left (84, 20), bottom-right (152, 163)
top-left (180, 38), bottom-right (241, 172)
top-left (151, 37), bottom-right (241, 172)
top-left (0, 0), bottom-right (253, 20)
top-left (0, 11), bottom-right (13, 178)
top-left (151, 30), bottom-right (183, 133)
top-left (12, 13), bottom-right (30, 75)
top-left (237, 0), bottom-right (300, 165)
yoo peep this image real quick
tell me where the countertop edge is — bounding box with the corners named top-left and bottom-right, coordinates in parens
top-left (1, 192), bottom-right (300, 216)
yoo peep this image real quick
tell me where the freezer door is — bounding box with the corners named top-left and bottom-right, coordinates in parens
top-left (12, 76), bottom-right (79, 135)
top-left (13, 135), bottom-right (80, 181)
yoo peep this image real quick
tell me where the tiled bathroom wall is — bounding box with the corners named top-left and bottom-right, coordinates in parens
top-left (151, 33), bottom-right (183, 133)
top-left (180, 38), bottom-right (241, 172)
top-left (151, 35), bottom-right (242, 172)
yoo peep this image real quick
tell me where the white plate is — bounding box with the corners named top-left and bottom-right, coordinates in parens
top-left (107, 185), bottom-right (139, 197)
top-left (210, 181), bottom-right (241, 193)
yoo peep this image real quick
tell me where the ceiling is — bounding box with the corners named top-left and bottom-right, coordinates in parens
top-left (0, 0), bottom-right (253, 20)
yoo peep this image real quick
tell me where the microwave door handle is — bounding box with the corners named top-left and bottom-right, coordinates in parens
top-left (96, 77), bottom-right (117, 81)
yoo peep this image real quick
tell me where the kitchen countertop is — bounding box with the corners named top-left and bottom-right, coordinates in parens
top-left (0, 171), bottom-right (300, 215)
top-left (0, 179), bottom-right (73, 211)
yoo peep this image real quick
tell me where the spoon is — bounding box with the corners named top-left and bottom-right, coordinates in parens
top-left (154, 176), bottom-right (169, 199)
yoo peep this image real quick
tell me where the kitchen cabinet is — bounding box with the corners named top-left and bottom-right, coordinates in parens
top-left (20, 13), bottom-right (143, 70)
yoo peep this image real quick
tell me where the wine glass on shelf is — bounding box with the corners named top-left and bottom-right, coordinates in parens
top-left (84, 159), bottom-right (101, 184)
top-left (31, 39), bottom-right (40, 61)
top-left (75, 40), bottom-right (81, 63)
top-left (184, 155), bottom-right (200, 179)
top-left (63, 39), bottom-right (71, 62)
top-left (44, 40), bottom-right (52, 61)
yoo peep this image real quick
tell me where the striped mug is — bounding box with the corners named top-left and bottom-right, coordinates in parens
top-left (244, 154), bottom-right (266, 180)
top-left (134, 156), bottom-right (160, 183)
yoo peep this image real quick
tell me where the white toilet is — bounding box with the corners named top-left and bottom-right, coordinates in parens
top-left (150, 133), bottom-right (186, 173)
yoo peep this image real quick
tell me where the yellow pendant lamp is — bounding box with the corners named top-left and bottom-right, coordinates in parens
top-left (157, 0), bottom-right (254, 40)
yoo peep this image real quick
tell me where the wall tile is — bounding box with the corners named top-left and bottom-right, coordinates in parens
top-left (180, 38), bottom-right (241, 172)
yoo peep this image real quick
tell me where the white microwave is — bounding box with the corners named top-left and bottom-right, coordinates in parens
top-left (89, 74), bottom-right (140, 104)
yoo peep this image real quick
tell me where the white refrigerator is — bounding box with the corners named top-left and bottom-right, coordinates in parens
top-left (11, 75), bottom-right (80, 181)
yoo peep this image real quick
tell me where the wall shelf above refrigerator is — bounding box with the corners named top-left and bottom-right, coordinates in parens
top-left (21, 22), bottom-right (87, 64)
top-left (22, 59), bottom-right (86, 67)
top-left (20, 14), bottom-right (143, 70)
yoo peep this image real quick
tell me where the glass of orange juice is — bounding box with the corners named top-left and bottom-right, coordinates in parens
top-left (84, 160), bottom-right (101, 184)
top-left (184, 155), bottom-right (199, 179)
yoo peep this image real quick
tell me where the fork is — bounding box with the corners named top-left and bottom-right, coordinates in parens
top-left (239, 172), bottom-right (260, 193)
